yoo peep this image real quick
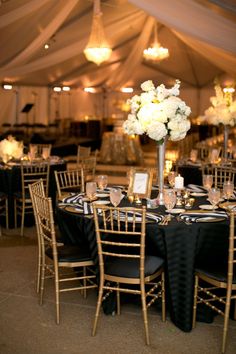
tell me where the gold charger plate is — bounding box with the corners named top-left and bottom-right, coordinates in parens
top-left (219, 201), bottom-right (236, 210)
top-left (64, 206), bottom-right (83, 214)
top-left (58, 193), bottom-right (71, 202)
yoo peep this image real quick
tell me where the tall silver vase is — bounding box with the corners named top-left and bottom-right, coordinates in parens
top-left (156, 138), bottom-right (166, 205)
top-left (223, 125), bottom-right (229, 161)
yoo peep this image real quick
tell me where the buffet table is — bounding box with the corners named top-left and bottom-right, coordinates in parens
top-left (56, 191), bottom-right (230, 332)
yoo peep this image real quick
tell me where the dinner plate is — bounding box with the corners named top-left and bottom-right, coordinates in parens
top-left (96, 193), bottom-right (109, 198)
top-left (199, 204), bottom-right (218, 210)
top-left (190, 192), bottom-right (207, 197)
top-left (166, 208), bottom-right (185, 214)
top-left (64, 206), bottom-right (83, 213)
top-left (92, 200), bottom-right (110, 205)
top-left (219, 201), bottom-right (236, 211)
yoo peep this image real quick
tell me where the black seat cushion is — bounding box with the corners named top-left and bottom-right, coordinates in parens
top-left (105, 255), bottom-right (164, 278)
top-left (46, 245), bottom-right (92, 263)
top-left (196, 264), bottom-right (236, 284)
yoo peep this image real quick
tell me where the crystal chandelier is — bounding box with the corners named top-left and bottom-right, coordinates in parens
top-left (84, 0), bottom-right (112, 66)
top-left (143, 22), bottom-right (169, 62)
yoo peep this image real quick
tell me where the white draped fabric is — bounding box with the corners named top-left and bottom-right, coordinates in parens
top-left (129, 0), bottom-right (236, 76)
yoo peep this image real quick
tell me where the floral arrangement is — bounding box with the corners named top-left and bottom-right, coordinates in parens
top-left (204, 82), bottom-right (236, 126)
top-left (0, 135), bottom-right (24, 163)
top-left (122, 80), bottom-right (191, 143)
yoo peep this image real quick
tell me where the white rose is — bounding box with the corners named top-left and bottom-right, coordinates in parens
top-left (169, 130), bottom-right (187, 141)
top-left (141, 80), bottom-right (155, 92)
top-left (168, 80), bottom-right (180, 96)
top-left (146, 121), bottom-right (167, 141)
top-left (156, 84), bottom-right (170, 101)
top-left (123, 115), bottom-right (144, 135)
top-left (137, 103), bottom-right (168, 126)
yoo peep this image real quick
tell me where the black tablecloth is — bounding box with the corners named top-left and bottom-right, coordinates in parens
top-left (0, 161), bottom-right (66, 228)
top-left (56, 195), bottom-right (229, 332)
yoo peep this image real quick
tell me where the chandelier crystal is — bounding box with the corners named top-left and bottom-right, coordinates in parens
top-left (84, 0), bottom-right (112, 65)
top-left (143, 23), bottom-right (169, 62)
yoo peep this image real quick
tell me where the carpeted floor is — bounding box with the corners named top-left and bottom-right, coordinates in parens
top-left (0, 226), bottom-right (236, 354)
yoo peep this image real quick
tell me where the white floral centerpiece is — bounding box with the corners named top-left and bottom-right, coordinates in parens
top-left (0, 135), bottom-right (24, 163)
top-left (122, 79), bottom-right (191, 205)
top-left (204, 82), bottom-right (236, 159)
top-left (204, 83), bottom-right (236, 126)
top-left (123, 79), bottom-right (191, 143)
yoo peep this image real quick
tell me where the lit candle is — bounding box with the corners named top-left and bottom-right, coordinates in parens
top-left (174, 174), bottom-right (184, 189)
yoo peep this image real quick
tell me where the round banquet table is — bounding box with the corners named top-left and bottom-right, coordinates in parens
top-left (0, 159), bottom-right (66, 228)
top-left (55, 192), bottom-right (230, 332)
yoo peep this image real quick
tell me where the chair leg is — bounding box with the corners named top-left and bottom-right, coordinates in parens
top-left (161, 272), bottom-right (166, 322)
top-left (39, 255), bottom-right (46, 306)
top-left (83, 266), bottom-right (87, 299)
top-left (20, 202), bottom-right (25, 236)
top-left (14, 199), bottom-right (17, 229)
top-left (222, 288), bottom-right (232, 353)
top-left (116, 283), bottom-right (120, 315)
top-left (192, 275), bottom-right (198, 328)
top-left (92, 281), bottom-right (104, 336)
top-left (140, 282), bottom-right (150, 345)
top-left (36, 252), bottom-right (42, 294)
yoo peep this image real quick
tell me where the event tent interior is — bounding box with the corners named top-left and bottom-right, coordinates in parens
top-left (0, 0), bottom-right (235, 132)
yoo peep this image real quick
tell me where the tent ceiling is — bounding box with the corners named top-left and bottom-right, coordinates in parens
top-left (0, 0), bottom-right (235, 89)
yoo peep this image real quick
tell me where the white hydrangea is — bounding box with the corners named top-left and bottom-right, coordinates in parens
top-left (0, 135), bottom-right (24, 162)
top-left (122, 79), bottom-right (191, 143)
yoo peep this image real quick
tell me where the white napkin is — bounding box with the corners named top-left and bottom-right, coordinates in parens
top-left (61, 193), bottom-right (93, 214)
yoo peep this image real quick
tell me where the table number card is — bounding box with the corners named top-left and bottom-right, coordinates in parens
top-left (128, 168), bottom-right (153, 199)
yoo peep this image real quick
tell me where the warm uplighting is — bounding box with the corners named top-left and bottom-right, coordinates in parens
top-left (121, 87), bottom-right (134, 93)
top-left (84, 87), bottom-right (96, 93)
top-left (165, 150), bottom-right (179, 162)
top-left (143, 22), bottom-right (169, 62)
top-left (83, 0), bottom-right (112, 65)
top-left (53, 87), bottom-right (62, 92)
top-left (2, 84), bottom-right (13, 90)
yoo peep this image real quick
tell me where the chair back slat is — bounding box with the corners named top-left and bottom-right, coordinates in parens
top-left (21, 161), bottom-right (50, 198)
top-left (54, 169), bottom-right (84, 198)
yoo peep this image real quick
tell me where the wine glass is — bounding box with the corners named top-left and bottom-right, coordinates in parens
top-left (42, 147), bottom-right (50, 160)
top-left (86, 182), bottom-right (97, 201)
top-left (208, 188), bottom-right (221, 210)
top-left (97, 175), bottom-right (108, 191)
top-left (203, 174), bottom-right (213, 191)
top-left (163, 189), bottom-right (176, 211)
top-left (110, 188), bottom-right (122, 207)
top-left (168, 171), bottom-right (177, 188)
top-left (223, 181), bottom-right (234, 201)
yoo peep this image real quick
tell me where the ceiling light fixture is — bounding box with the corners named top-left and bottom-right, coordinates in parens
top-left (83, 0), bottom-right (112, 66)
top-left (84, 87), bottom-right (96, 93)
top-left (121, 87), bottom-right (134, 93)
top-left (2, 84), bottom-right (13, 90)
top-left (143, 22), bottom-right (169, 62)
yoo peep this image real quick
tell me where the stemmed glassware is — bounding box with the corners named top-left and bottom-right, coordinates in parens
top-left (110, 188), bottom-right (122, 207)
top-left (163, 189), bottom-right (176, 211)
top-left (223, 181), bottom-right (234, 201)
top-left (203, 174), bottom-right (213, 191)
top-left (208, 188), bottom-right (221, 210)
top-left (97, 175), bottom-right (108, 191)
top-left (86, 182), bottom-right (97, 201)
top-left (168, 171), bottom-right (177, 188)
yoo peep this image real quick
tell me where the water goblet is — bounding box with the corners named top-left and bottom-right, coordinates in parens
top-left (208, 188), bottom-right (221, 210)
top-left (203, 174), bottom-right (213, 191)
top-left (223, 181), bottom-right (234, 201)
top-left (110, 188), bottom-right (122, 207)
top-left (86, 182), bottom-right (97, 201)
top-left (168, 171), bottom-right (177, 188)
top-left (42, 147), bottom-right (50, 160)
top-left (163, 189), bottom-right (176, 211)
top-left (97, 175), bottom-right (108, 191)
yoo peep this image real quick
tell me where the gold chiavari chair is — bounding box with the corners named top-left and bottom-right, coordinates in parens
top-left (29, 180), bottom-right (97, 324)
top-left (29, 179), bottom-right (45, 293)
top-left (14, 161), bottom-right (50, 236)
top-left (92, 205), bottom-right (166, 345)
top-left (76, 145), bottom-right (91, 166)
top-left (29, 143), bottom-right (52, 159)
top-left (0, 192), bottom-right (8, 236)
top-left (81, 156), bottom-right (97, 184)
top-left (54, 169), bottom-right (85, 198)
top-left (213, 166), bottom-right (236, 189)
top-left (192, 211), bottom-right (236, 353)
